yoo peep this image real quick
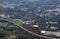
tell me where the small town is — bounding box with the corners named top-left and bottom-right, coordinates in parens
top-left (0, 0), bottom-right (60, 39)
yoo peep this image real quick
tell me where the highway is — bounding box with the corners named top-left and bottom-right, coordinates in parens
top-left (0, 17), bottom-right (55, 39)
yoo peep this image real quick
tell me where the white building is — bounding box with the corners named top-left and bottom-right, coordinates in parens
top-left (41, 30), bottom-right (60, 37)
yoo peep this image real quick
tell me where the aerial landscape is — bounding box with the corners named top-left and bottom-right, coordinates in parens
top-left (0, 0), bottom-right (60, 39)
